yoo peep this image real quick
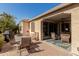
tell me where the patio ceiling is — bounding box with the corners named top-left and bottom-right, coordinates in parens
top-left (43, 13), bottom-right (71, 22)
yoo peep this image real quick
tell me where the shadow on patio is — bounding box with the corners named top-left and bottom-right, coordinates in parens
top-left (27, 42), bottom-right (44, 54)
top-left (0, 40), bottom-right (44, 55)
top-left (0, 41), bottom-right (14, 54)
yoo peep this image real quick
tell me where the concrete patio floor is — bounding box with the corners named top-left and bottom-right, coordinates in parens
top-left (0, 40), bottom-right (72, 56)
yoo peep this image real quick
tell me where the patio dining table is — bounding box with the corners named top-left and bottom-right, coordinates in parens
top-left (14, 35), bottom-right (31, 43)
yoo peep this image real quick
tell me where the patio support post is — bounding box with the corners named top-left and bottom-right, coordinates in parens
top-left (48, 22), bottom-right (49, 36)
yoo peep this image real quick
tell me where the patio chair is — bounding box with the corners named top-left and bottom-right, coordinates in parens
top-left (51, 32), bottom-right (56, 40)
top-left (30, 32), bottom-right (39, 41)
top-left (14, 35), bottom-right (31, 55)
top-left (13, 34), bottom-right (22, 44)
top-left (13, 34), bottom-right (22, 55)
top-left (19, 36), bottom-right (31, 55)
top-left (30, 32), bottom-right (36, 40)
top-left (60, 33), bottom-right (70, 43)
top-left (35, 32), bottom-right (39, 41)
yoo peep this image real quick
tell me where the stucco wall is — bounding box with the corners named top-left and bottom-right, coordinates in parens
top-left (23, 22), bottom-right (30, 35)
top-left (35, 20), bottom-right (42, 41)
top-left (19, 21), bottom-right (30, 35)
top-left (71, 11), bottom-right (79, 55)
top-left (30, 19), bottom-right (42, 41)
top-left (19, 22), bottom-right (23, 34)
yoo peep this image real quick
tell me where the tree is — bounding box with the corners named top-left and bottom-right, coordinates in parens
top-left (0, 12), bottom-right (16, 32)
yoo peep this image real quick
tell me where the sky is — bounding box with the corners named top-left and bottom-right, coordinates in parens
top-left (0, 3), bottom-right (60, 24)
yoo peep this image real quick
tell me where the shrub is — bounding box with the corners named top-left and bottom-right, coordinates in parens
top-left (0, 34), bottom-right (4, 48)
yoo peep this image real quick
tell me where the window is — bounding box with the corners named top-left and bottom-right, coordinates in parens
top-left (31, 22), bottom-right (35, 32)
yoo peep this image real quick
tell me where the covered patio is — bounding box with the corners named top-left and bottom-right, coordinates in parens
top-left (41, 13), bottom-right (71, 50)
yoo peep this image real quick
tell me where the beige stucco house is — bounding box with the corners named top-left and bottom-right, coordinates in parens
top-left (18, 19), bottom-right (30, 36)
top-left (30, 3), bottom-right (79, 55)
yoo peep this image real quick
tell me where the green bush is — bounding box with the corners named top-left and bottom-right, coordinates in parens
top-left (0, 34), bottom-right (4, 48)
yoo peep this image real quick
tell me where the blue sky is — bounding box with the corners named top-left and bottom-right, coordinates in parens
top-left (0, 3), bottom-right (60, 24)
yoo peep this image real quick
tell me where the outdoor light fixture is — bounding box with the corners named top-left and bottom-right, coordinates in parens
top-left (65, 28), bottom-right (68, 31)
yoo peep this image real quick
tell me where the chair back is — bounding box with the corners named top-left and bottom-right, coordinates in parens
top-left (35, 32), bottom-right (39, 41)
top-left (30, 32), bottom-right (36, 40)
top-left (60, 33), bottom-right (70, 43)
top-left (51, 32), bottom-right (56, 40)
top-left (20, 37), bottom-right (31, 49)
top-left (14, 34), bottom-right (21, 42)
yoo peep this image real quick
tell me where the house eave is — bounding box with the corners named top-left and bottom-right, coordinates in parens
top-left (31, 3), bottom-right (72, 21)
